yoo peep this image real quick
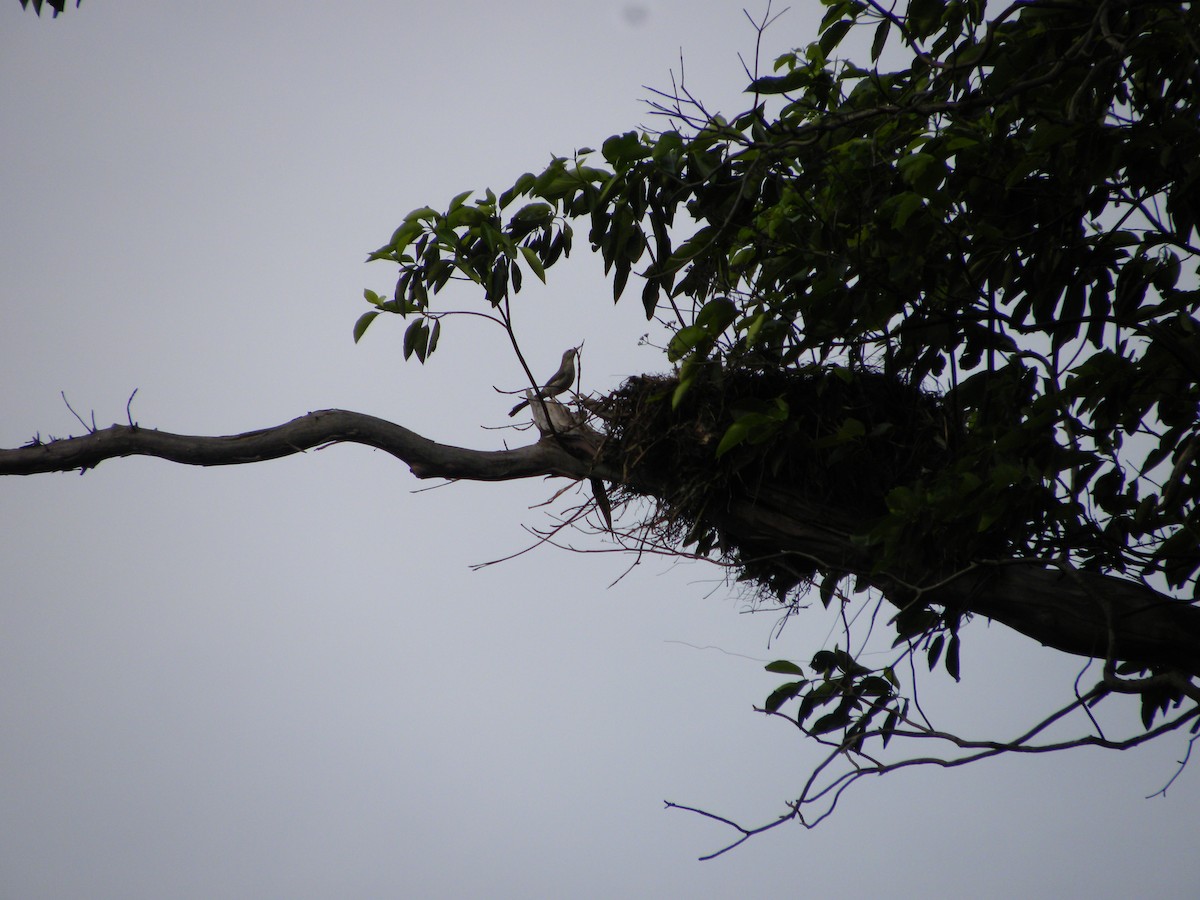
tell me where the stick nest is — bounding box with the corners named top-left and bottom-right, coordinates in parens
top-left (595, 366), bottom-right (958, 597)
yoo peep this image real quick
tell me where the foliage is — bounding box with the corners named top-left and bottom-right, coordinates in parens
top-left (366, 0), bottom-right (1199, 594)
top-left (18, 0), bottom-right (79, 16)
top-left (359, 0), bottom-right (1200, 849)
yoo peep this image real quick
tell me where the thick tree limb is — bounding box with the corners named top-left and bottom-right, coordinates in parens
top-left (3, 407), bottom-right (1198, 677)
top-left (0, 409), bottom-right (594, 482)
top-left (938, 565), bottom-right (1200, 678)
top-left (720, 491), bottom-right (1200, 677)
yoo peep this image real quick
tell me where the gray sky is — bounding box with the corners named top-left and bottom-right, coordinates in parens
top-left (2, 3), bottom-right (1198, 897)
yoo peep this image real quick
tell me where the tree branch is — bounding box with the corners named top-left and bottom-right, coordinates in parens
top-left (718, 491), bottom-right (1200, 677)
top-left (4, 406), bottom-right (1199, 679)
top-left (0, 409), bottom-right (595, 482)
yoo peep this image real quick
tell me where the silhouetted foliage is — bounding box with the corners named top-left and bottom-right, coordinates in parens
top-left (356, 0), bottom-right (1200, 850)
top-left (18, 0), bottom-right (79, 17)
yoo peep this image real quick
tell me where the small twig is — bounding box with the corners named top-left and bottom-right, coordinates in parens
top-left (125, 388), bottom-right (139, 428)
top-left (739, 1), bottom-right (790, 90)
top-left (1073, 657), bottom-right (1108, 741)
top-left (664, 800), bottom-right (794, 860)
top-left (61, 391), bottom-right (95, 434)
top-left (1146, 732), bottom-right (1199, 799)
top-left (678, 697), bottom-right (1200, 857)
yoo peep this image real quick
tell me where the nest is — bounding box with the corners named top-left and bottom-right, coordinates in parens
top-left (595, 366), bottom-right (958, 598)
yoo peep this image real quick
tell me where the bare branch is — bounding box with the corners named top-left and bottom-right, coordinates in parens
top-left (0, 409), bottom-right (599, 483)
top-left (677, 684), bottom-right (1200, 859)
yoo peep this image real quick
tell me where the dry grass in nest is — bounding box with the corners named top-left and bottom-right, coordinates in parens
top-left (595, 365), bottom-right (957, 595)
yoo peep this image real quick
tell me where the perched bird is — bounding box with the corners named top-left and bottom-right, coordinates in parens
top-left (509, 347), bottom-right (578, 417)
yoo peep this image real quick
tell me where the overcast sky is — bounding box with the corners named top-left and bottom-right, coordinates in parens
top-left (2, 3), bottom-right (1198, 898)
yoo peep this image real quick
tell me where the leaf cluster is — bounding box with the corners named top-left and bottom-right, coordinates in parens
top-left (18, 0), bottom-right (79, 15)
top-left (364, 2), bottom-right (1200, 789)
top-left (366, 0), bottom-right (1200, 604)
top-left (763, 652), bottom-right (905, 753)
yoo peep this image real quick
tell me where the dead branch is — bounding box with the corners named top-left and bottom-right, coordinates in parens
top-left (0, 408), bottom-right (598, 483)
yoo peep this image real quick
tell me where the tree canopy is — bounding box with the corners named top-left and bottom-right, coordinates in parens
top-left (17, 0), bottom-right (78, 17)
top-left (5, 0), bottom-right (1199, 856)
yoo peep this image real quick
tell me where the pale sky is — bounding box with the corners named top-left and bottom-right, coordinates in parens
top-left (2, 3), bottom-right (1198, 898)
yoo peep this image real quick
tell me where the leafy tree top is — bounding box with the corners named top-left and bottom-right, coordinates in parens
top-left (361, 0), bottom-right (1200, 603)
top-left (346, 1), bottom-right (1200, 847)
top-left (18, 0), bottom-right (79, 16)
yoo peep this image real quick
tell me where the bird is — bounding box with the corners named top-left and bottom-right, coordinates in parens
top-left (509, 347), bottom-right (578, 417)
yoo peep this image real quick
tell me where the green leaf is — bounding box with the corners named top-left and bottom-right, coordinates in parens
top-left (696, 296), bottom-right (738, 334)
top-left (797, 680), bottom-right (838, 724)
top-left (810, 650), bottom-right (836, 674)
top-left (764, 680), bottom-right (807, 713)
top-left (819, 573), bottom-right (840, 608)
top-left (512, 201), bottom-right (554, 224)
top-left (671, 374), bottom-right (694, 410)
top-left (427, 318), bottom-right (441, 355)
top-left (498, 172), bottom-right (537, 210)
top-left (667, 324), bottom-right (709, 361)
top-left (881, 708), bottom-right (899, 748)
top-left (834, 417), bottom-right (866, 442)
top-left (871, 18), bottom-right (890, 62)
top-left (602, 131), bottom-right (647, 166)
top-left (811, 708), bottom-right (851, 735)
top-left (715, 420), bottom-right (751, 458)
top-left (927, 634), bottom-right (945, 671)
top-left (387, 220), bottom-right (424, 256)
top-left (859, 675), bottom-right (894, 697)
top-left (749, 69), bottom-right (811, 95)
top-left (403, 319), bottom-right (429, 362)
top-left (765, 660), bottom-right (806, 676)
top-left (650, 130), bottom-right (684, 161)
top-left (819, 19), bottom-right (853, 57)
top-left (890, 191), bottom-right (925, 229)
top-left (519, 245), bottom-right (547, 283)
top-left (897, 152), bottom-right (947, 196)
top-left (352, 310), bottom-right (380, 343)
